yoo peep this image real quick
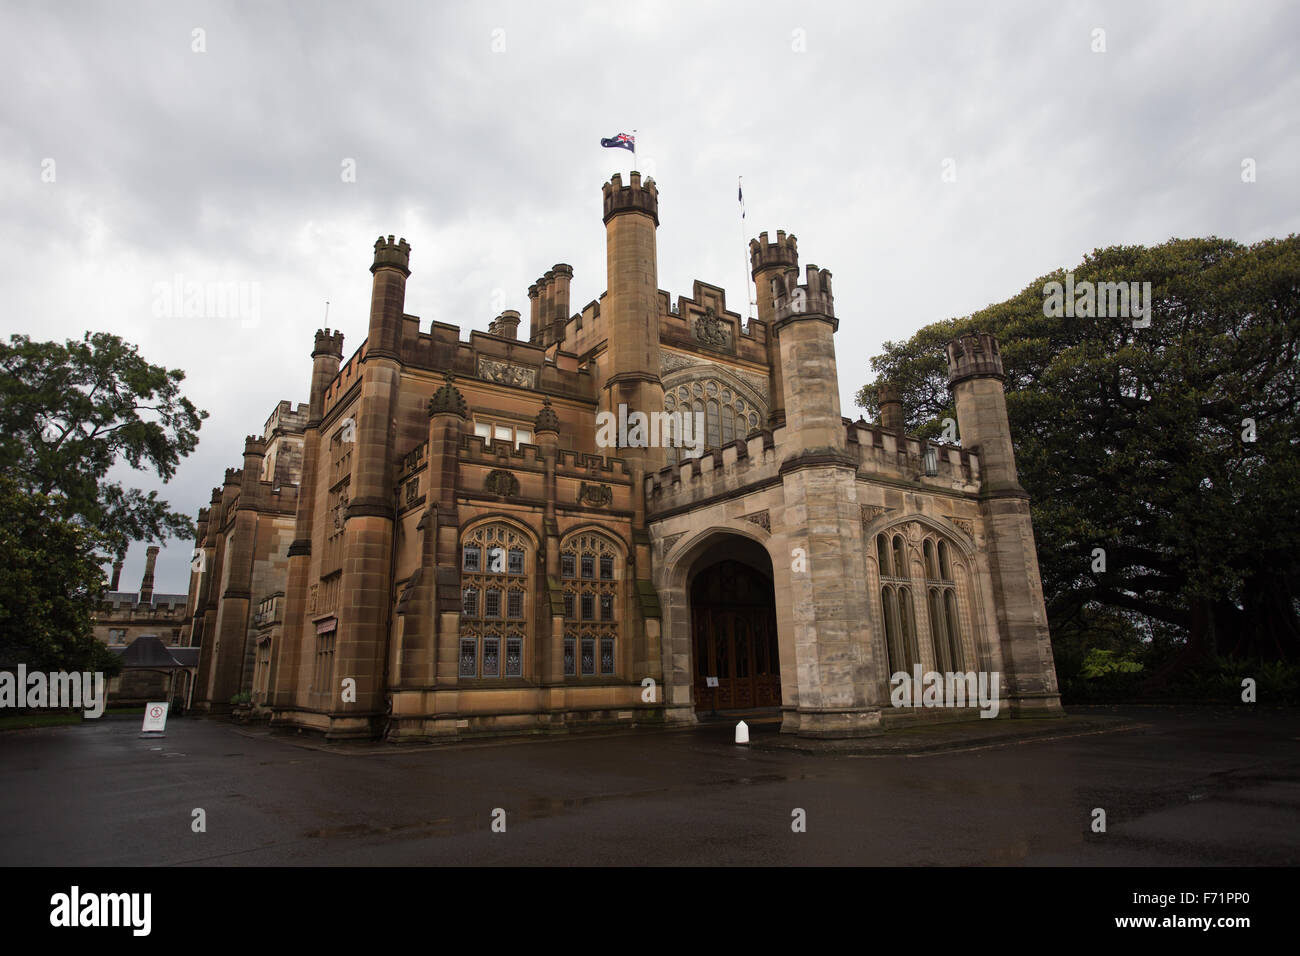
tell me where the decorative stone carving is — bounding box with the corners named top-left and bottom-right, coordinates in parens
top-left (692, 307), bottom-right (732, 350)
top-left (949, 516), bottom-right (975, 539)
top-left (661, 532), bottom-right (684, 553)
top-left (484, 470), bottom-right (519, 497)
top-left (742, 510), bottom-right (771, 531)
top-left (860, 505), bottom-right (887, 527)
top-left (307, 584), bottom-right (318, 614)
top-left (578, 482), bottom-right (612, 507)
top-left (660, 350), bottom-right (700, 374)
top-left (478, 357), bottom-right (536, 389)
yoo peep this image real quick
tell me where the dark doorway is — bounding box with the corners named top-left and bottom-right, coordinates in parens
top-left (691, 558), bottom-right (780, 712)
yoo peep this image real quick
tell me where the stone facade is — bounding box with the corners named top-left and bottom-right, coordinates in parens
top-left (185, 172), bottom-right (1062, 739)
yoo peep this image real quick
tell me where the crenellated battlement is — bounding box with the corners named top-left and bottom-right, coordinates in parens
top-left (946, 331), bottom-right (1004, 385)
top-left (848, 420), bottom-right (981, 490)
top-left (313, 327), bottom-right (345, 358)
top-left (644, 428), bottom-right (780, 517)
top-left (602, 171), bottom-right (659, 225)
top-left (372, 235), bottom-right (411, 275)
top-left (772, 263), bottom-right (835, 323)
top-left (749, 230), bottom-right (799, 276)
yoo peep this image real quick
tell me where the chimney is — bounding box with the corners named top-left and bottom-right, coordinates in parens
top-left (878, 383), bottom-right (904, 432)
top-left (495, 310), bottom-right (521, 340)
top-left (109, 558), bottom-right (124, 591)
top-left (139, 545), bottom-right (160, 604)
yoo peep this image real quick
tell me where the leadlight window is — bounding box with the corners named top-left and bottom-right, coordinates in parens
top-left (875, 529), bottom-right (969, 677)
top-left (561, 531), bottom-right (621, 678)
top-left (459, 523), bottom-right (531, 679)
top-left (662, 374), bottom-right (769, 465)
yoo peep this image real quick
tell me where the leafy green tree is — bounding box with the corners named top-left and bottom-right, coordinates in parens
top-left (855, 236), bottom-right (1300, 667)
top-left (0, 331), bottom-right (207, 561)
top-left (0, 477), bottom-right (121, 675)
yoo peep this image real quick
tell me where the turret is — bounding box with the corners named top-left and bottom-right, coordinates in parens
top-left (310, 328), bottom-right (345, 420)
top-left (945, 331), bottom-right (1063, 717)
top-left (601, 171), bottom-right (664, 469)
top-left (750, 231), bottom-right (798, 428)
top-left (946, 333), bottom-right (1021, 495)
top-left (774, 262), bottom-right (843, 453)
top-left (367, 235), bottom-right (410, 360)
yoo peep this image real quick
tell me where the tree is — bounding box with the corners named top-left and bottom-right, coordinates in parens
top-left (0, 331), bottom-right (208, 561)
top-left (855, 236), bottom-right (1300, 666)
top-left (0, 477), bottom-right (121, 675)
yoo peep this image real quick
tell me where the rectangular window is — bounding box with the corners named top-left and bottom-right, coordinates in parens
top-left (581, 594), bottom-right (594, 621)
top-left (563, 636), bottom-right (576, 677)
top-left (494, 424), bottom-right (513, 443)
top-left (463, 545), bottom-right (481, 572)
top-left (564, 592), bottom-right (575, 620)
top-left (505, 636), bottom-right (522, 677)
top-left (485, 589), bottom-right (501, 618)
top-left (474, 422), bottom-right (492, 442)
top-left (459, 639), bottom-right (477, 678)
top-left (515, 428), bottom-right (533, 446)
top-left (599, 555), bottom-right (613, 580)
top-left (581, 554), bottom-right (594, 579)
top-left (581, 638), bottom-right (595, 676)
top-left (561, 554), bottom-right (575, 579)
top-left (463, 588), bottom-right (478, 617)
top-left (508, 549), bottom-right (524, 575)
top-left (482, 636), bottom-right (500, 678)
top-left (600, 593), bottom-right (614, 621)
top-left (600, 638), bottom-right (615, 676)
top-left (507, 590), bottom-right (523, 619)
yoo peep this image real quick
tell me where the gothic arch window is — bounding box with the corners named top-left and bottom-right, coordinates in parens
top-left (874, 526), bottom-right (968, 676)
top-left (877, 532), bottom-right (918, 675)
top-left (560, 530), bottom-right (622, 678)
top-left (663, 374), bottom-right (767, 465)
top-left (925, 537), bottom-right (964, 671)
top-left (459, 522), bottom-right (531, 679)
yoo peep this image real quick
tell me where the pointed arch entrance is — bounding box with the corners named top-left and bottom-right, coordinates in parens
top-left (686, 535), bottom-right (780, 712)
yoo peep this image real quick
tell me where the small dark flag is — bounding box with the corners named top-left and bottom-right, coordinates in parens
top-left (738, 179), bottom-right (745, 218)
top-left (601, 132), bottom-right (635, 153)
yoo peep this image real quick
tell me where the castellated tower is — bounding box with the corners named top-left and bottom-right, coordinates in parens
top-left (946, 333), bottom-right (1063, 716)
top-left (334, 236), bottom-right (410, 737)
top-left (773, 262), bottom-right (883, 737)
top-left (602, 172), bottom-right (665, 473)
top-left (749, 230), bottom-right (798, 429)
top-left (269, 327), bottom-right (343, 710)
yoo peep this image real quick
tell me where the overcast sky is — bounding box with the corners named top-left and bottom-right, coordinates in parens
top-left (2, 0), bottom-right (1297, 595)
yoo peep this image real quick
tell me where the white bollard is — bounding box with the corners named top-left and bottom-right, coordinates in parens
top-left (735, 720), bottom-right (749, 744)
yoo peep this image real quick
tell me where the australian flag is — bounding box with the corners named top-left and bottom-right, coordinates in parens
top-left (600, 132), bottom-right (635, 153)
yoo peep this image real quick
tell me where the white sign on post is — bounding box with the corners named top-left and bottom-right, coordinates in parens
top-left (705, 676), bottom-right (719, 688)
top-left (141, 702), bottom-right (169, 735)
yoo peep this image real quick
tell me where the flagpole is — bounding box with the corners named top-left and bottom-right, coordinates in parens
top-left (739, 175), bottom-right (754, 328)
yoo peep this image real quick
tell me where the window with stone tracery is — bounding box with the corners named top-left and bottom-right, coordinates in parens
top-left (875, 529), bottom-right (967, 676)
top-left (560, 531), bottom-right (620, 677)
top-left (459, 523), bottom-right (530, 680)
top-left (662, 376), bottom-right (765, 465)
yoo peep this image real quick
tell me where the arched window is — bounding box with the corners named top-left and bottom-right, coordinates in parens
top-left (459, 523), bottom-right (531, 679)
top-left (924, 534), bottom-right (963, 671)
top-left (877, 533), bottom-right (918, 674)
top-left (662, 374), bottom-right (768, 459)
top-left (561, 531), bottom-right (622, 678)
top-left (876, 527), bottom-right (968, 676)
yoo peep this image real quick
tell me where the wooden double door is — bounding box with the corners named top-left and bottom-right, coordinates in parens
top-left (691, 560), bottom-right (781, 712)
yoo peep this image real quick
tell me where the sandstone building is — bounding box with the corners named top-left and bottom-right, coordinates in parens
top-left (185, 172), bottom-right (1062, 740)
